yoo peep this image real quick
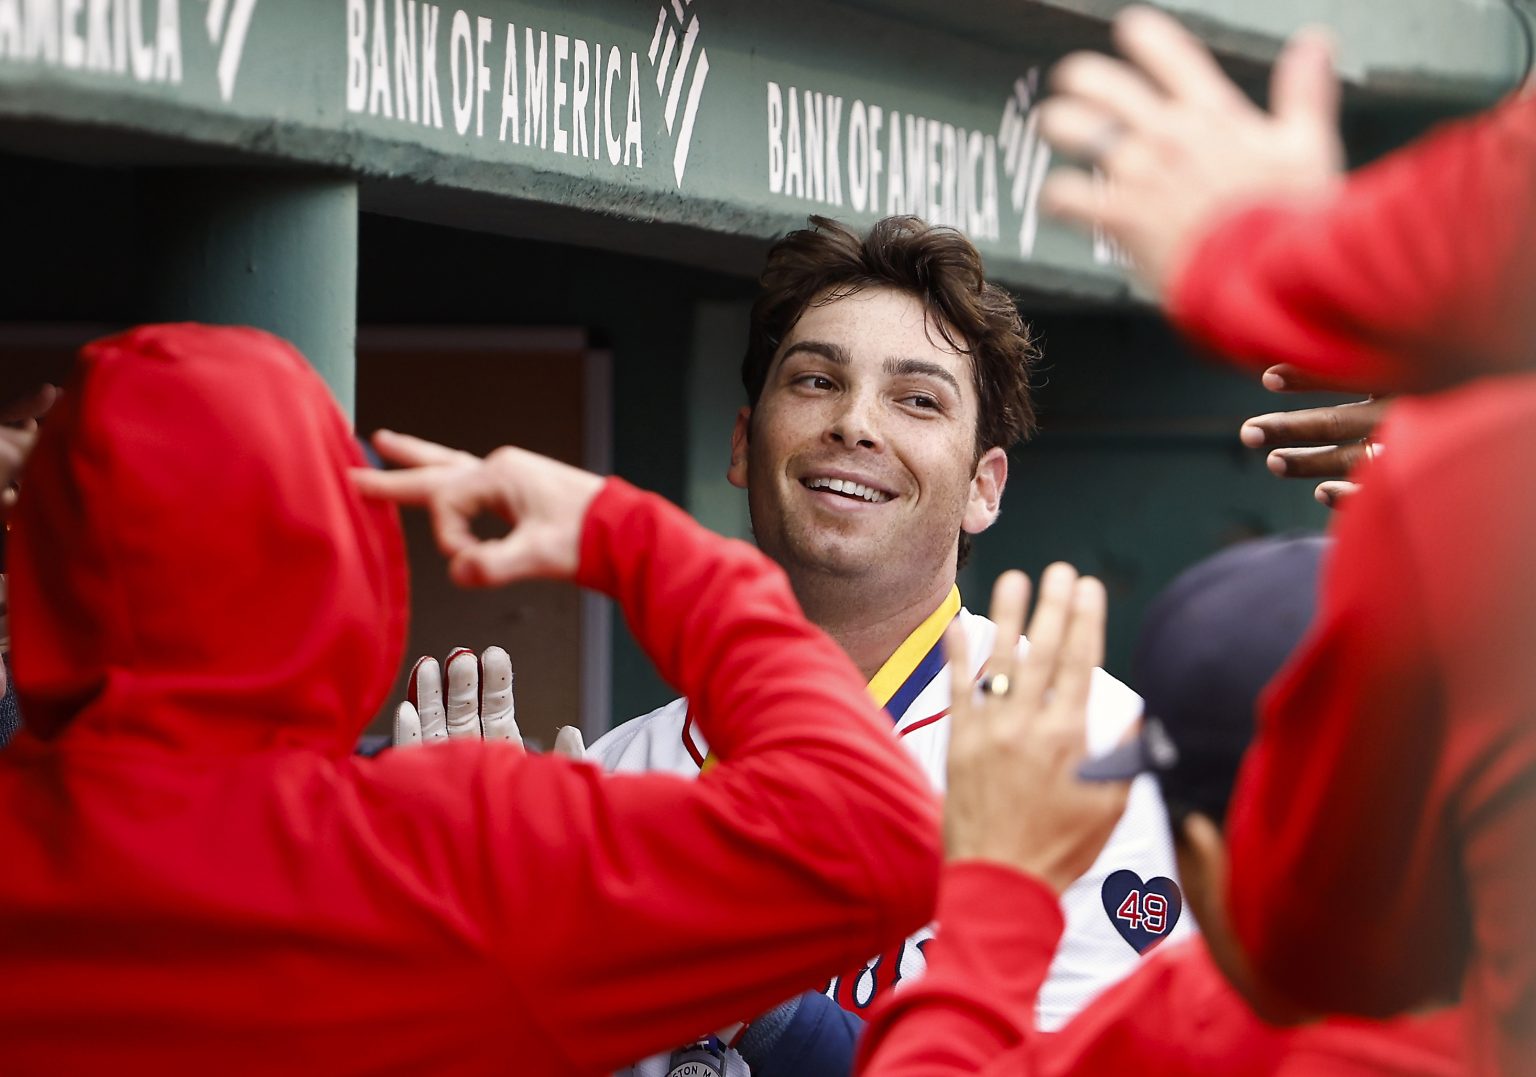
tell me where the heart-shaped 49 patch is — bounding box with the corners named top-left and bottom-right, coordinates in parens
top-left (1101, 869), bottom-right (1182, 954)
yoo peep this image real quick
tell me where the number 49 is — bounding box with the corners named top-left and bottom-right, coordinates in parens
top-left (1115, 889), bottom-right (1168, 933)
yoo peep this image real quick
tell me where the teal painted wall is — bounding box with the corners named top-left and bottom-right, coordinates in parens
top-left (960, 313), bottom-right (1331, 682)
top-left (0, 157), bottom-right (358, 409)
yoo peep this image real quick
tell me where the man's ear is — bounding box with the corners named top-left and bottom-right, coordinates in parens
top-left (961, 447), bottom-right (1008, 534)
top-left (727, 407), bottom-right (752, 490)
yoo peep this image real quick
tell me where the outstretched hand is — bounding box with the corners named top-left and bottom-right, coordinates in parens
top-left (1240, 364), bottom-right (1389, 508)
top-left (943, 564), bottom-right (1129, 895)
top-left (393, 643), bottom-right (587, 757)
top-left (1038, 5), bottom-right (1343, 295)
top-left (395, 646), bottom-right (522, 745)
top-left (352, 430), bottom-right (605, 587)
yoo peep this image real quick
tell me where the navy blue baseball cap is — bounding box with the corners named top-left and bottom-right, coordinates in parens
top-left (1080, 534), bottom-right (1328, 827)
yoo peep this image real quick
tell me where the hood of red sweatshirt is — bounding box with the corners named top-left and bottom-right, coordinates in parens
top-left (10, 324), bottom-right (408, 755)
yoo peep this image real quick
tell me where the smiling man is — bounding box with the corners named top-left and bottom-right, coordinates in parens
top-left (728, 285), bottom-right (1004, 682)
top-left (588, 215), bottom-right (1187, 1076)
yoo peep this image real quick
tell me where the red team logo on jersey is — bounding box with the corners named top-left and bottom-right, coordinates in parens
top-left (825, 934), bottom-right (932, 1012)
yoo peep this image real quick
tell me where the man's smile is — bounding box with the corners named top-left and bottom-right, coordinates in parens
top-left (799, 471), bottom-right (897, 506)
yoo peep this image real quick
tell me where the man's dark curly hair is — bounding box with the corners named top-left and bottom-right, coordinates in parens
top-left (742, 215), bottom-right (1039, 564)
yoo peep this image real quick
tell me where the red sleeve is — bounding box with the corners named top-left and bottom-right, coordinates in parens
top-left (855, 861), bottom-right (1063, 1075)
top-left (1224, 455), bottom-right (1464, 1016)
top-left (856, 864), bottom-right (1289, 1077)
top-left (1169, 93), bottom-right (1536, 393)
top-left (481, 479), bottom-right (942, 1072)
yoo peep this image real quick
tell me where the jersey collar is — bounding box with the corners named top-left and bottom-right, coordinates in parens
top-left (867, 586), bottom-right (962, 722)
top-left (693, 585), bottom-right (963, 770)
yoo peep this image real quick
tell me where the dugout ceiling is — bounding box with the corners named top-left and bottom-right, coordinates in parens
top-left (0, 0), bottom-right (1522, 302)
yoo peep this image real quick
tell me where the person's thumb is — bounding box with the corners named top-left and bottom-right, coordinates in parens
top-left (553, 726), bottom-right (586, 760)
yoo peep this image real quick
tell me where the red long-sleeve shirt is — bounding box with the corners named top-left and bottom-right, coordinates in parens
top-left (1170, 92), bottom-right (1536, 392)
top-left (854, 862), bottom-right (1462, 1075)
top-left (1169, 94), bottom-right (1536, 1073)
top-left (0, 325), bottom-right (941, 1075)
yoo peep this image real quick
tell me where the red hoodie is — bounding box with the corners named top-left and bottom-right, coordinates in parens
top-left (1168, 95), bottom-right (1536, 1073)
top-left (0, 325), bottom-right (941, 1075)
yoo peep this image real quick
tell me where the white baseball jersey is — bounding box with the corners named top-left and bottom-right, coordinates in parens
top-left (592, 593), bottom-right (1192, 1076)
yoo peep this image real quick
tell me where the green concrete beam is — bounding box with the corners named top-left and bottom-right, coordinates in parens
top-left (0, 0), bottom-right (1517, 303)
top-left (1046, 0), bottom-right (1525, 102)
top-left (850, 0), bottom-right (1525, 104)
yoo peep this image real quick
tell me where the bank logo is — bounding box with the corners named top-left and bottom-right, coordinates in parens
top-left (203, 0), bottom-right (257, 102)
top-left (646, 0), bottom-right (710, 187)
top-left (998, 69), bottom-right (1052, 258)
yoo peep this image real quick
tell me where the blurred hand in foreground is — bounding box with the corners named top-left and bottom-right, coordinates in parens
top-left (353, 429), bottom-right (603, 588)
top-left (1038, 5), bottom-right (1343, 295)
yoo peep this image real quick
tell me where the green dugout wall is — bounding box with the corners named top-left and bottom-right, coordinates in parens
top-left (0, 0), bottom-right (1523, 726)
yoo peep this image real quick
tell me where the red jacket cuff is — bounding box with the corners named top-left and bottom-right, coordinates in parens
top-left (935, 860), bottom-right (1065, 1007)
top-left (574, 476), bottom-right (640, 595)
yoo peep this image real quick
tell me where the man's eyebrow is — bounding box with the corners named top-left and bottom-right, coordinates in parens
top-left (885, 357), bottom-right (963, 396)
top-left (779, 344), bottom-right (964, 397)
top-left (780, 340), bottom-right (851, 366)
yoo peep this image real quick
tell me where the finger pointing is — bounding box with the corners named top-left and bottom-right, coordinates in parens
top-left (370, 429), bottom-right (479, 470)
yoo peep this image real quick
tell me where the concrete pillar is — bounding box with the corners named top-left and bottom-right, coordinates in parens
top-left (140, 172), bottom-right (359, 416)
top-left (686, 300), bottom-right (753, 543)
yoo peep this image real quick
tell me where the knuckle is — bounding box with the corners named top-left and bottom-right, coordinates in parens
top-left (1320, 409), bottom-right (1349, 442)
top-left (486, 445), bottom-right (522, 471)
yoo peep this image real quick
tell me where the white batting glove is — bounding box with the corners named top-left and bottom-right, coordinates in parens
top-left (394, 646), bottom-right (523, 748)
top-left (552, 725), bottom-right (586, 760)
top-left (393, 655), bottom-right (445, 746)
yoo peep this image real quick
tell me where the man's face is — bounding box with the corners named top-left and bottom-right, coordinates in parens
top-left (728, 286), bottom-right (1007, 587)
